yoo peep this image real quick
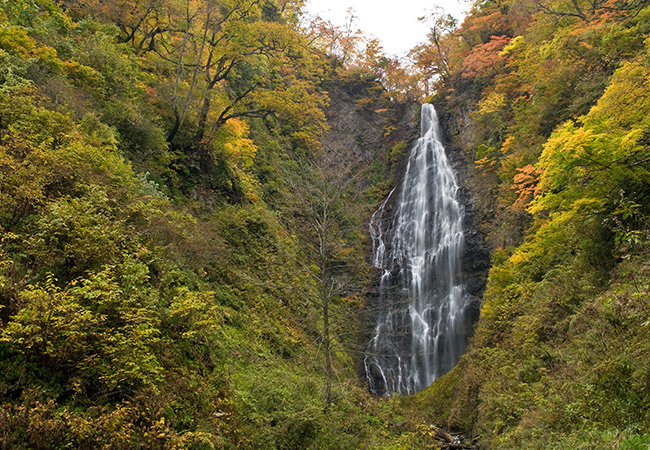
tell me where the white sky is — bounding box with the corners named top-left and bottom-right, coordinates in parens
top-left (303, 0), bottom-right (470, 57)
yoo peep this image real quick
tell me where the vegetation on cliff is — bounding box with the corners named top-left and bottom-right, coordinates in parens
top-left (0, 0), bottom-right (417, 447)
top-left (408, 0), bottom-right (650, 447)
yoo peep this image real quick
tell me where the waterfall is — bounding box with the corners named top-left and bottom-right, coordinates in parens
top-left (364, 104), bottom-right (469, 396)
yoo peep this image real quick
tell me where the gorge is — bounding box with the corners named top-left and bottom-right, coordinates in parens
top-left (1, 0), bottom-right (649, 447)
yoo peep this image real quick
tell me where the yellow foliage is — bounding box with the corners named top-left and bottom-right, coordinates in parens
top-left (210, 118), bottom-right (261, 202)
top-left (500, 135), bottom-right (516, 154)
top-left (499, 35), bottom-right (524, 56)
top-left (221, 118), bottom-right (257, 170)
top-left (477, 92), bottom-right (506, 115)
top-left (531, 123), bottom-right (594, 211)
top-left (586, 60), bottom-right (650, 131)
top-left (0, 26), bottom-right (35, 56)
top-left (32, 45), bottom-right (58, 60)
top-left (620, 128), bottom-right (644, 152)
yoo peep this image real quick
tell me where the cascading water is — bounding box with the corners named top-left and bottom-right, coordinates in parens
top-left (364, 104), bottom-right (469, 396)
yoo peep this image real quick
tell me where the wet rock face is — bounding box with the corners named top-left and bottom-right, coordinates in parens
top-left (322, 79), bottom-right (491, 385)
top-left (458, 185), bottom-right (492, 303)
top-left (365, 105), bottom-right (472, 395)
top-left (434, 105), bottom-right (492, 305)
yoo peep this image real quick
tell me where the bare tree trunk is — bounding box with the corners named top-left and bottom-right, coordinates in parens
top-left (323, 291), bottom-right (333, 410)
top-left (195, 95), bottom-right (211, 143)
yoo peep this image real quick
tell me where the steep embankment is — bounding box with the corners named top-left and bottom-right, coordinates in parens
top-left (405, 0), bottom-right (650, 447)
top-left (0, 1), bottom-right (420, 448)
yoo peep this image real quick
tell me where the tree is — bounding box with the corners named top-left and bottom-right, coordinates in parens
top-left (301, 8), bottom-right (363, 65)
top-left (70, 0), bottom-right (326, 162)
top-left (411, 8), bottom-right (457, 86)
top-left (461, 34), bottom-right (511, 79)
top-left (531, 0), bottom-right (650, 22)
top-left (282, 145), bottom-right (367, 409)
top-left (158, 0), bottom-right (275, 146)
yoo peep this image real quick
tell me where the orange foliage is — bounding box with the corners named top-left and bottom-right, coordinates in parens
top-left (460, 11), bottom-right (510, 46)
top-left (512, 163), bottom-right (541, 209)
top-left (475, 156), bottom-right (498, 171)
top-left (461, 35), bottom-right (512, 79)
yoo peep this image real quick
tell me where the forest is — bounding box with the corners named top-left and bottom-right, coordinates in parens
top-left (0, 0), bottom-right (649, 448)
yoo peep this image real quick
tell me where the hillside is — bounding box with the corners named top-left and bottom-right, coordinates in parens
top-left (405, 0), bottom-right (650, 447)
top-left (0, 1), bottom-right (421, 447)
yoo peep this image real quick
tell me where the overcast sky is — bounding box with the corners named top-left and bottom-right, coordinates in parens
top-left (303, 0), bottom-right (470, 57)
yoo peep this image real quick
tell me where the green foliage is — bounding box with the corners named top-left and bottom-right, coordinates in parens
top-left (0, 2), bottom-right (421, 447)
top-left (2, 265), bottom-right (163, 396)
top-left (416, 1), bottom-right (650, 447)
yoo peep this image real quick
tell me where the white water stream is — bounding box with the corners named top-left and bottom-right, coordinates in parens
top-left (364, 104), bottom-right (468, 396)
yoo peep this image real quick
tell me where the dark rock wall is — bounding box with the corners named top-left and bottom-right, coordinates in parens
top-left (322, 79), bottom-right (420, 173)
top-left (434, 100), bottom-right (492, 322)
top-left (322, 78), bottom-right (491, 382)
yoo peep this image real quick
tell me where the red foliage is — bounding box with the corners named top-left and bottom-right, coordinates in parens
top-left (461, 35), bottom-right (512, 79)
top-left (460, 12), bottom-right (510, 45)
